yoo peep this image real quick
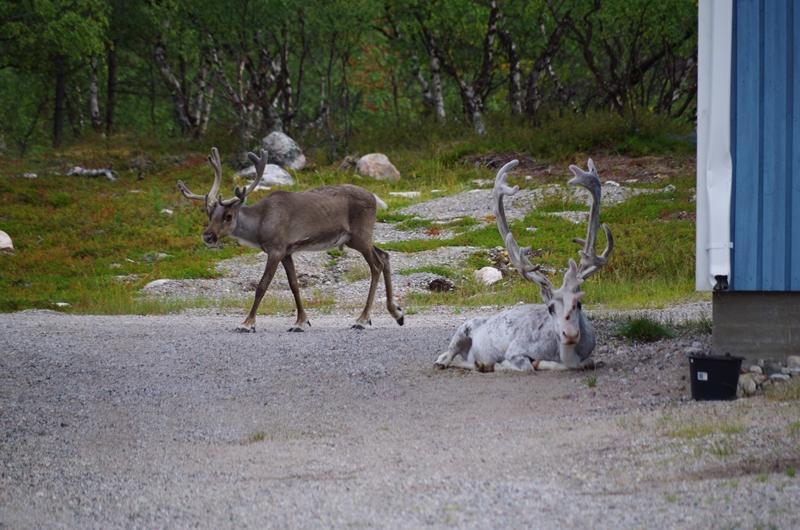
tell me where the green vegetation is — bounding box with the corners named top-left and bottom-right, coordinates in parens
top-left (615, 317), bottom-right (676, 342)
top-left (585, 374), bottom-right (598, 388)
top-left (398, 265), bottom-right (458, 279)
top-left (765, 379), bottom-right (800, 402)
top-left (659, 414), bottom-right (744, 440)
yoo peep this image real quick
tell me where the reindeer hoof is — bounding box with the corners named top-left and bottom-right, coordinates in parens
top-left (397, 315), bottom-right (405, 326)
top-left (434, 361), bottom-right (447, 370)
top-left (351, 324), bottom-right (366, 330)
top-left (287, 326), bottom-right (305, 333)
top-left (235, 324), bottom-right (256, 333)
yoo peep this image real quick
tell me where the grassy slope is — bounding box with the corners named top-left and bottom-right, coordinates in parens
top-left (0, 113), bottom-right (702, 314)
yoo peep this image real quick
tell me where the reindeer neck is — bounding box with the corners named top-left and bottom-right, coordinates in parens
top-left (232, 205), bottom-right (263, 249)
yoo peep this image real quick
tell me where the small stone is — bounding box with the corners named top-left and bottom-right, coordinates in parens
top-left (749, 365), bottom-right (763, 374)
top-left (109, 263), bottom-right (122, 269)
top-left (473, 266), bottom-right (502, 286)
top-left (388, 191), bottom-right (421, 199)
top-left (769, 373), bottom-right (791, 383)
top-left (604, 180), bottom-right (620, 187)
top-left (53, 302), bottom-right (70, 308)
top-left (238, 163), bottom-right (294, 186)
top-left (764, 361), bottom-right (784, 376)
top-left (786, 355), bottom-right (800, 370)
top-left (471, 179), bottom-right (492, 188)
top-left (525, 176), bottom-right (533, 182)
top-left (261, 131), bottom-right (306, 170)
top-left (160, 208), bottom-right (173, 216)
top-left (356, 153), bottom-right (400, 181)
top-left (0, 230), bottom-right (13, 253)
top-left (143, 279), bottom-right (172, 290)
top-left (624, 179), bottom-right (639, 184)
top-left (22, 172), bottom-right (37, 179)
top-left (663, 184), bottom-right (677, 193)
top-left (427, 277), bottom-right (454, 292)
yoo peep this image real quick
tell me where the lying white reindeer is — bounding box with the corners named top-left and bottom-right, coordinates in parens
top-left (435, 159), bottom-right (613, 372)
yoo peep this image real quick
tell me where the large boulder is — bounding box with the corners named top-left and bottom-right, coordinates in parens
top-left (356, 153), bottom-right (400, 181)
top-left (0, 230), bottom-right (13, 252)
top-left (261, 131), bottom-right (306, 170)
top-left (236, 164), bottom-right (294, 186)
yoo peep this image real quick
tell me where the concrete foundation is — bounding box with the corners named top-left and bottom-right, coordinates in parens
top-left (713, 291), bottom-right (800, 361)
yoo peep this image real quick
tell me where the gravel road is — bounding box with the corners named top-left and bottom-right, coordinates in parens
top-left (2, 310), bottom-right (798, 529)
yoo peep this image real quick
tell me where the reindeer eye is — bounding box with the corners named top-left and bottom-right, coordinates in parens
top-left (224, 214), bottom-right (232, 222)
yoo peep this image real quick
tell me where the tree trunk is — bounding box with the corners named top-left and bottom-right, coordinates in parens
top-left (105, 43), bottom-right (117, 134)
top-left (430, 54), bottom-right (446, 121)
top-left (89, 58), bottom-right (102, 132)
top-left (52, 58), bottom-right (67, 148)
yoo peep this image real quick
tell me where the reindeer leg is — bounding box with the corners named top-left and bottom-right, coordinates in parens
top-left (237, 252), bottom-right (283, 333)
top-left (282, 255), bottom-right (310, 332)
top-left (435, 320), bottom-right (477, 369)
top-left (349, 242), bottom-right (382, 330)
top-left (374, 246), bottom-right (404, 326)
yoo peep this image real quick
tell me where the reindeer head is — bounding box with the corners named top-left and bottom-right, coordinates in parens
top-left (493, 159), bottom-right (613, 350)
top-left (177, 147), bottom-right (267, 247)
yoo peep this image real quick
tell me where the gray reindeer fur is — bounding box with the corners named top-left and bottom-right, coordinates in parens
top-left (435, 159), bottom-right (612, 372)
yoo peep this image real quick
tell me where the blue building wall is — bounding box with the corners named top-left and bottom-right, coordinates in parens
top-left (731, 0), bottom-right (800, 291)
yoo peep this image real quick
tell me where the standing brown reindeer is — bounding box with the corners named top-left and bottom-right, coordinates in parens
top-left (177, 147), bottom-right (405, 332)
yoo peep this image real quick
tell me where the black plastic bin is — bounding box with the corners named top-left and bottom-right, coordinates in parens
top-left (688, 353), bottom-right (743, 400)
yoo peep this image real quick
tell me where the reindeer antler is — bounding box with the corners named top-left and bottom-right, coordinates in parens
top-left (493, 160), bottom-right (554, 301)
top-left (568, 159), bottom-right (613, 281)
top-left (219, 149), bottom-right (269, 206)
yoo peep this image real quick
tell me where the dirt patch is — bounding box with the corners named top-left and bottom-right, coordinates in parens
top-left (462, 152), bottom-right (548, 175)
top-left (462, 152), bottom-right (694, 184)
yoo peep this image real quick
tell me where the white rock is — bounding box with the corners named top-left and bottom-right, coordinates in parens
top-left (474, 266), bottom-right (503, 285)
top-left (22, 172), bottom-right (37, 179)
top-left (749, 365), bottom-right (763, 374)
top-left (143, 279), bottom-right (172, 290)
top-left (786, 355), bottom-right (800, 370)
top-left (525, 176), bottom-right (534, 182)
top-left (261, 131), bottom-right (306, 170)
top-left (738, 373), bottom-right (758, 396)
top-left (373, 195), bottom-right (388, 210)
top-left (604, 180), bottom-right (620, 187)
top-left (663, 184), bottom-right (677, 193)
top-left (0, 230), bottom-right (13, 252)
top-left (624, 179), bottom-right (639, 184)
top-left (53, 302), bottom-right (71, 308)
top-left (356, 153), bottom-right (400, 181)
top-left (388, 191), bottom-right (421, 199)
top-left (160, 208), bottom-right (174, 216)
top-left (770, 373), bottom-right (791, 382)
top-left (431, 189), bottom-right (443, 194)
top-left (237, 163), bottom-right (294, 186)
top-left (471, 179), bottom-right (492, 188)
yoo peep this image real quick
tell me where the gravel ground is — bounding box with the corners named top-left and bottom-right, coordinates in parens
top-left (141, 246), bottom-right (477, 306)
top-left (400, 183), bottom-right (673, 222)
top-left (2, 310), bottom-right (798, 529)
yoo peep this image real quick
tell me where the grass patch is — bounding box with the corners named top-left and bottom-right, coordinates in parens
top-left (398, 265), bottom-right (457, 278)
top-left (0, 111), bottom-right (697, 314)
top-left (662, 417), bottom-right (745, 439)
top-left (765, 378), bottom-right (800, 402)
top-left (243, 431), bottom-right (266, 444)
top-left (616, 317), bottom-right (675, 342)
top-left (342, 265), bottom-right (371, 283)
top-left (677, 317), bottom-right (713, 335)
top-left (585, 374), bottom-right (598, 388)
